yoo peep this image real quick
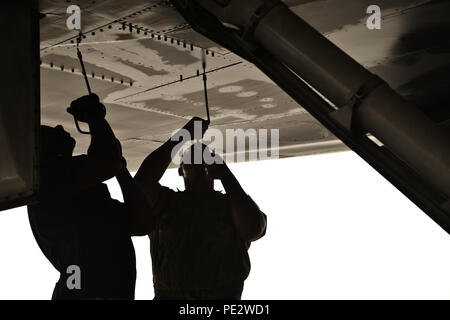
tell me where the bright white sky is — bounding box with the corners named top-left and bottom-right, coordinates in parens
top-left (1, 151), bottom-right (450, 300)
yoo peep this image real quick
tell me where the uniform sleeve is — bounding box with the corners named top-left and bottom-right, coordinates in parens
top-left (150, 186), bottom-right (177, 226)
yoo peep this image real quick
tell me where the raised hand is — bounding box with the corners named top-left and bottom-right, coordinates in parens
top-left (205, 152), bottom-right (228, 180)
top-left (181, 116), bottom-right (209, 140)
top-left (67, 93), bottom-right (106, 123)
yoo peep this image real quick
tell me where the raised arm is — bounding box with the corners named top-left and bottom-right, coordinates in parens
top-left (68, 94), bottom-right (123, 189)
top-left (116, 158), bottom-right (154, 236)
top-left (207, 160), bottom-right (267, 244)
top-left (134, 117), bottom-right (208, 208)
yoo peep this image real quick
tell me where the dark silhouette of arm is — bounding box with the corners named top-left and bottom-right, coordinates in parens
top-left (208, 162), bottom-right (267, 244)
top-left (133, 138), bottom-right (179, 208)
top-left (134, 117), bottom-right (208, 208)
top-left (116, 163), bottom-right (154, 236)
top-left (70, 95), bottom-right (122, 189)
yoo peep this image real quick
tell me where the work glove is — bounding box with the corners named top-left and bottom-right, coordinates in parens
top-left (67, 93), bottom-right (106, 123)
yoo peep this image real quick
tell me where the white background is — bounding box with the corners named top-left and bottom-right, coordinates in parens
top-left (1, 151), bottom-right (450, 300)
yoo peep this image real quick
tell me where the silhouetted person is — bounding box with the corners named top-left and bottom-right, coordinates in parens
top-left (28, 94), bottom-right (150, 300)
top-left (134, 117), bottom-right (267, 299)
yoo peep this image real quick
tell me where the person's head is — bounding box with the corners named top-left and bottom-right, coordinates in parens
top-left (178, 143), bottom-right (214, 192)
top-left (40, 125), bottom-right (75, 163)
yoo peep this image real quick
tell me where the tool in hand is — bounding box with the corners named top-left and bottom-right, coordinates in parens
top-left (73, 31), bottom-right (92, 134)
top-left (67, 94), bottom-right (106, 132)
top-left (76, 31), bottom-right (92, 96)
top-left (201, 49), bottom-right (211, 125)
